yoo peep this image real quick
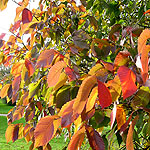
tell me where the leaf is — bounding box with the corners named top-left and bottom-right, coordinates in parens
top-left (25, 59), bottom-right (35, 76)
top-left (116, 105), bottom-right (126, 130)
top-left (144, 9), bottom-right (150, 15)
top-left (34, 115), bottom-right (61, 148)
top-left (114, 51), bottom-right (130, 69)
top-left (5, 124), bottom-right (14, 143)
top-left (0, 33), bottom-right (6, 39)
top-left (53, 72), bottom-right (68, 91)
top-left (11, 61), bottom-right (25, 76)
top-left (106, 75), bottom-right (121, 102)
top-left (117, 66), bottom-right (137, 100)
top-left (22, 8), bottom-right (33, 24)
top-left (47, 61), bottom-right (67, 87)
top-left (86, 86), bottom-right (98, 113)
top-left (0, 0), bottom-right (8, 11)
top-left (55, 85), bottom-right (70, 109)
top-left (138, 29), bottom-right (150, 83)
top-left (28, 80), bottom-right (41, 99)
top-left (86, 125), bottom-right (105, 150)
top-left (126, 115), bottom-right (139, 150)
top-left (58, 99), bottom-right (77, 128)
top-left (12, 75), bottom-right (21, 95)
top-left (65, 67), bottom-right (76, 82)
top-left (88, 64), bottom-right (103, 75)
top-left (0, 84), bottom-right (10, 98)
top-left (89, 16), bottom-right (98, 31)
top-left (36, 49), bottom-right (55, 68)
top-left (98, 80), bottom-right (112, 109)
top-left (13, 106), bottom-right (24, 122)
top-left (73, 75), bottom-right (97, 115)
top-left (68, 126), bottom-right (86, 150)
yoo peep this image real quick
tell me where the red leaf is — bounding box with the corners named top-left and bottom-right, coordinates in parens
top-left (25, 59), bottom-right (35, 76)
top-left (65, 67), bottom-right (76, 82)
top-left (68, 126), bottom-right (85, 150)
top-left (22, 8), bottom-right (32, 24)
top-left (126, 115), bottom-right (139, 150)
top-left (86, 125), bottom-right (105, 150)
top-left (118, 66), bottom-right (137, 100)
top-left (98, 80), bottom-right (112, 109)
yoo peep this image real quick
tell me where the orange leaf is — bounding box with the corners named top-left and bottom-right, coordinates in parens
top-left (138, 29), bottom-right (150, 83)
top-left (114, 51), bottom-right (130, 68)
top-left (58, 99), bottom-right (77, 128)
top-left (34, 115), bottom-right (61, 148)
top-left (47, 61), bottom-right (67, 87)
top-left (22, 8), bottom-right (32, 24)
top-left (126, 115), bottom-right (139, 150)
top-left (13, 106), bottom-right (24, 122)
top-left (5, 124), bottom-right (14, 143)
top-left (73, 75), bottom-right (97, 115)
top-left (98, 80), bottom-right (112, 109)
top-left (11, 61), bottom-right (24, 76)
top-left (0, 0), bottom-right (8, 11)
top-left (116, 105), bottom-right (126, 130)
top-left (36, 49), bottom-right (55, 68)
top-left (68, 126), bottom-right (85, 150)
top-left (86, 125), bottom-right (105, 150)
top-left (144, 9), bottom-right (150, 15)
top-left (0, 84), bottom-right (10, 98)
top-left (86, 86), bottom-right (98, 113)
top-left (25, 59), bottom-right (35, 76)
top-left (118, 66), bottom-right (137, 100)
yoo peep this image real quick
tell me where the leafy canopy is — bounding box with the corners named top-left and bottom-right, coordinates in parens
top-left (0, 0), bottom-right (150, 149)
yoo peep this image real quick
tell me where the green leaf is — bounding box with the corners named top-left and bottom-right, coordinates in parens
top-left (28, 80), bottom-right (41, 99)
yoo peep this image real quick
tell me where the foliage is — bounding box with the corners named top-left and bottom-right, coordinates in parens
top-left (0, 0), bottom-right (150, 149)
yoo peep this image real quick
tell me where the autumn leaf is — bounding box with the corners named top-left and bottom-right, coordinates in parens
top-left (0, 84), bottom-right (10, 98)
top-left (98, 80), bottom-right (112, 109)
top-left (65, 67), bottom-right (76, 82)
top-left (86, 125), bottom-right (105, 150)
top-left (22, 8), bottom-right (33, 24)
top-left (13, 106), bottom-right (24, 122)
top-left (11, 60), bottom-right (25, 76)
top-left (0, 0), bottom-right (8, 11)
top-left (36, 49), bottom-right (55, 68)
top-left (118, 66), bottom-right (137, 100)
top-left (114, 51), bottom-right (130, 69)
top-left (68, 126), bottom-right (85, 150)
top-left (116, 105), bottom-right (126, 130)
top-left (144, 9), bottom-right (150, 15)
top-left (34, 115), bottom-right (61, 148)
top-left (126, 115), bottom-right (139, 150)
top-left (73, 75), bottom-right (97, 115)
top-left (47, 61), bottom-right (67, 87)
top-left (12, 75), bottom-right (21, 95)
top-left (25, 59), bottom-right (35, 76)
top-left (86, 86), bottom-right (98, 113)
top-left (138, 29), bottom-right (150, 83)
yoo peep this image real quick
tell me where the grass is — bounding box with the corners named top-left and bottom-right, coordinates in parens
top-left (0, 100), bottom-right (68, 150)
top-left (0, 99), bottom-right (13, 114)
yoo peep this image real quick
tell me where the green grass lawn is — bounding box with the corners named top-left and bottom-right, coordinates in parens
top-left (0, 99), bottom-right (13, 114)
top-left (0, 100), bottom-right (68, 150)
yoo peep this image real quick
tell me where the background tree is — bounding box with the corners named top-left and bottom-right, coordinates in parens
top-left (0, 0), bottom-right (150, 149)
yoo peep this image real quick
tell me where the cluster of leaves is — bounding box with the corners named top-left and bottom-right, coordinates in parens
top-left (0, 0), bottom-right (150, 149)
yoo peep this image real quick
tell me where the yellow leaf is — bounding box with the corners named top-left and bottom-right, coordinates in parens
top-left (5, 124), bottom-right (14, 143)
top-left (0, 0), bottom-right (8, 11)
top-left (53, 72), bottom-right (68, 91)
top-left (88, 64), bottom-right (103, 75)
top-left (86, 86), bottom-right (98, 112)
top-left (0, 84), bottom-right (10, 98)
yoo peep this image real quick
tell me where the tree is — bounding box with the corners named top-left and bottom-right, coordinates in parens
top-left (0, 0), bottom-right (150, 149)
